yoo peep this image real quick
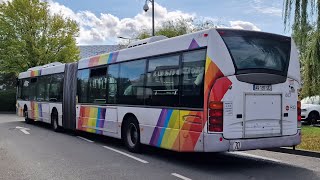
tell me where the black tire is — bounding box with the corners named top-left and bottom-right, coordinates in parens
top-left (51, 111), bottom-right (60, 132)
top-left (123, 117), bottom-right (141, 153)
top-left (24, 109), bottom-right (32, 124)
top-left (308, 112), bottom-right (319, 125)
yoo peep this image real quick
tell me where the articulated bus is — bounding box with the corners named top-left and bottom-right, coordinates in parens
top-left (16, 28), bottom-right (301, 152)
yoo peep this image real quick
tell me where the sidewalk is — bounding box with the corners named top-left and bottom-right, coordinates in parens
top-left (266, 147), bottom-right (320, 158)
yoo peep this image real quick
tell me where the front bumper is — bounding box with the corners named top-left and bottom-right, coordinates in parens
top-left (204, 130), bottom-right (301, 152)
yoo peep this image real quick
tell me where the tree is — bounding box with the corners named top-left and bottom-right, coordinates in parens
top-left (283, 0), bottom-right (320, 98)
top-left (0, 73), bottom-right (16, 90)
top-left (0, 0), bottom-right (80, 74)
top-left (136, 18), bottom-right (216, 40)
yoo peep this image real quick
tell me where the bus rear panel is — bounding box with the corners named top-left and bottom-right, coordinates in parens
top-left (204, 29), bottom-right (301, 152)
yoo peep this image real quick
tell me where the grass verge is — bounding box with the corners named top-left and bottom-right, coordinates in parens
top-left (297, 126), bottom-right (320, 152)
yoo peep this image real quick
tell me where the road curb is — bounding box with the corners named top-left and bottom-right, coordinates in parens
top-left (266, 147), bottom-right (320, 158)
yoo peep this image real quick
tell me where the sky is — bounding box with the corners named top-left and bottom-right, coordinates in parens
top-left (1, 0), bottom-right (289, 45)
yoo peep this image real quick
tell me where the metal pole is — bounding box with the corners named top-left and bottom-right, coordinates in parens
top-left (152, 0), bottom-right (155, 36)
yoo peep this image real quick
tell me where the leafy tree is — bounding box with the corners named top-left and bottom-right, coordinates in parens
top-left (0, 73), bottom-right (16, 90)
top-left (284, 0), bottom-right (320, 98)
top-left (0, 0), bottom-right (80, 74)
top-left (136, 18), bottom-right (216, 39)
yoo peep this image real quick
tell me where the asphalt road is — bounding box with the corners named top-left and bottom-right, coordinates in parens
top-left (0, 114), bottom-right (319, 180)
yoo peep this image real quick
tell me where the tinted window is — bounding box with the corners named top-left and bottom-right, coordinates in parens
top-left (17, 79), bottom-right (22, 99)
top-left (181, 50), bottom-right (206, 108)
top-left (29, 78), bottom-right (37, 101)
top-left (77, 69), bottom-right (90, 103)
top-left (21, 79), bottom-right (30, 100)
top-left (37, 76), bottom-right (50, 101)
top-left (107, 64), bottom-right (119, 104)
top-left (88, 68), bottom-right (107, 104)
top-left (219, 30), bottom-right (291, 75)
top-left (145, 55), bottom-right (180, 106)
top-left (118, 60), bottom-right (146, 105)
top-left (49, 74), bottom-right (64, 102)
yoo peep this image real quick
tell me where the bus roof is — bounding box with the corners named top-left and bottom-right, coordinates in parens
top-left (77, 28), bottom-right (212, 69)
top-left (19, 62), bottom-right (65, 79)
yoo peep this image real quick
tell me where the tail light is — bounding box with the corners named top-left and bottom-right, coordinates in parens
top-left (297, 101), bottom-right (301, 128)
top-left (209, 101), bottom-right (223, 132)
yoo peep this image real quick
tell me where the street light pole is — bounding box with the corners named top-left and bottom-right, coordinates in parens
top-left (143, 0), bottom-right (155, 36)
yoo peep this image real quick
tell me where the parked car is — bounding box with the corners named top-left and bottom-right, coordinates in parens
top-left (301, 96), bottom-right (320, 124)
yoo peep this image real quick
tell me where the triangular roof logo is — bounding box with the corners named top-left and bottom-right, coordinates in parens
top-left (188, 39), bottom-right (200, 49)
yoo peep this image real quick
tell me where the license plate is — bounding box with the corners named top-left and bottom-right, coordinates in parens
top-left (253, 85), bottom-right (272, 91)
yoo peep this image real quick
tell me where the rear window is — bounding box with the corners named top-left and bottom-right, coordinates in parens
top-left (218, 29), bottom-right (291, 76)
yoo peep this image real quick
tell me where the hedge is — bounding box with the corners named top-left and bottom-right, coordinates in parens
top-left (0, 89), bottom-right (16, 112)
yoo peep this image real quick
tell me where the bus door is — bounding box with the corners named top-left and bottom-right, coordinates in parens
top-left (33, 76), bottom-right (51, 123)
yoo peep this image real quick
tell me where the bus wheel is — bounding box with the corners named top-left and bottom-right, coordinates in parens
top-left (51, 111), bottom-right (60, 132)
top-left (123, 117), bottom-right (141, 153)
top-left (24, 108), bottom-right (32, 124)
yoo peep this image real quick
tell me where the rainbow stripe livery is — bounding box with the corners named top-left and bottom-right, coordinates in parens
top-left (31, 70), bottom-right (41, 77)
top-left (149, 109), bottom-right (204, 151)
top-left (88, 52), bottom-right (119, 67)
top-left (30, 102), bottom-right (42, 120)
top-left (150, 109), bottom-right (180, 150)
top-left (78, 106), bottom-right (106, 134)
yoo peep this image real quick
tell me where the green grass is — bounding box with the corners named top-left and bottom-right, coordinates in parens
top-left (297, 126), bottom-right (320, 152)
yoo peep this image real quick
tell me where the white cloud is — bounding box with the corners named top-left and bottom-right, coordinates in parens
top-left (229, 21), bottom-right (261, 31)
top-left (47, 1), bottom-right (261, 45)
top-left (48, 1), bottom-right (194, 45)
top-left (253, 6), bottom-right (282, 16)
top-left (250, 0), bottom-right (282, 17)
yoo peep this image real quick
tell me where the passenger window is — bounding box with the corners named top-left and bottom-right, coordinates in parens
top-left (49, 74), bottom-right (64, 102)
top-left (77, 69), bottom-right (90, 103)
top-left (21, 79), bottom-right (30, 101)
top-left (88, 68), bottom-right (107, 104)
top-left (37, 76), bottom-right (50, 101)
top-left (17, 79), bottom-right (22, 99)
top-left (181, 49), bottom-right (206, 108)
top-left (145, 55), bottom-right (180, 107)
top-left (29, 78), bottom-right (37, 101)
top-left (118, 60), bottom-right (146, 105)
top-left (107, 64), bottom-right (119, 104)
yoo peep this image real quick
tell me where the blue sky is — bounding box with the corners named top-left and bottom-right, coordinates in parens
top-left (48, 0), bottom-right (288, 45)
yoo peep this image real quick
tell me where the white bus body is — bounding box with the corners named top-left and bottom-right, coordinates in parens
top-left (17, 28), bottom-right (301, 152)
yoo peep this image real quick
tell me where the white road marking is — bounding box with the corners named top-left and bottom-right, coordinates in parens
top-left (171, 173), bottom-right (192, 180)
top-left (15, 126), bottom-right (30, 135)
top-left (77, 136), bottom-right (94, 143)
top-left (16, 126), bottom-right (28, 129)
top-left (232, 152), bottom-right (282, 163)
top-left (102, 146), bottom-right (149, 164)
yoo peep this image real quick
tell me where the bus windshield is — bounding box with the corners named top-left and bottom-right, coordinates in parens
top-left (219, 29), bottom-right (291, 75)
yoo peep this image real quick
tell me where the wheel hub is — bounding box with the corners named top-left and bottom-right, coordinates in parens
top-left (127, 123), bottom-right (138, 147)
